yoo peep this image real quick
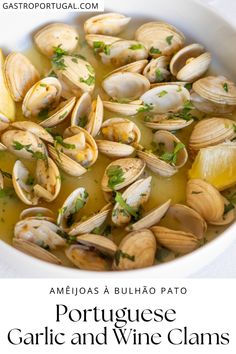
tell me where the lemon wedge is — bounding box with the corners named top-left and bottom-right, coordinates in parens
top-left (0, 49), bottom-right (15, 121)
top-left (188, 142), bottom-right (236, 190)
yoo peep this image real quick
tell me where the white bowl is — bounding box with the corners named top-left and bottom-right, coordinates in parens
top-left (0, 0), bottom-right (236, 277)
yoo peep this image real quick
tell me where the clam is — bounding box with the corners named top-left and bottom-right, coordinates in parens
top-left (76, 233), bottom-right (117, 257)
top-left (69, 204), bottom-right (112, 236)
top-left (137, 130), bottom-right (188, 177)
top-left (13, 239), bottom-right (62, 265)
top-left (105, 60), bottom-right (149, 77)
top-left (11, 121), bottom-right (54, 143)
top-left (151, 203), bottom-right (205, 254)
top-left (102, 72), bottom-right (150, 101)
top-left (170, 44), bottom-right (211, 82)
top-left (101, 118), bottom-right (141, 144)
top-left (12, 158), bottom-right (61, 205)
top-left (1, 129), bottom-right (47, 160)
top-left (57, 187), bottom-right (89, 230)
top-left (101, 157), bottom-right (146, 192)
top-left (4, 52), bottom-right (40, 102)
top-left (71, 93), bottom-right (103, 137)
top-left (49, 126), bottom-right (98, 175)
top-left (112, 176), bottom-right (152, 227)
top-left (143, 57), bottom-right (171, 83)
top-left (84, 13), bottom-right (131, 35)
top-left (143, 112), bottom-right (193, 131)
top-left (96, 140), bottom-right (135, 158)
top-left (40, 96), bottom-right (76, 128)
top-left (53, 56), bottom-right (95, 97)
top-left (34, 23), bottom-right (78, 57)
top-left (190, 91), bottom-right (235, 114)
top-left (193, 76), bottom-right (236, 106)
top-left (113, 229), bottom-right (156, 270)
top-left (100, 40), bottom-right (148, 67)
top-left (20, 207), bottom-right (56, 222)
top-left (22, 77), bottom-right (62, 118)
top-left (65, 244), bottom-right (110, 271)
top-left (189, 117), bottom-right (236, 150)
top-left (210, 197), bottom-right (236, 226)
top-left (85, 34), bottom-right (121, 51)
top-left (103, 100), bottom-right (146, 116)
top-left (126, 199), bottom-right (171, 231)
top-left (140, 84), bottom-right (190, 113)
top-left (14, 218), bottom-right (66, 249)
top-left (186, 179), bottom-right (225, 223)
top-left (135, 21), bottom-right (185, 57)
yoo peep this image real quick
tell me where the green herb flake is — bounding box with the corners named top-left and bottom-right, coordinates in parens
top-left (54, 136), bottom-right (76, 150)
top-left (71, 57), bottom-right (78, 64)
top-left (160, 141), bottom-right (185, 165)
top-left (93, 41), bottom-right (105, 52)
top-left (78, 115), bottom-right (88, 128)
top-left (158, 90), bottom-right (168, 98)
top-left (48, 70), bottom-right (58, 78)
top-left (38, 108), bottom-right (49, 120)
top-left (104, 44), bottom-right (111, 55)
top-left (150, 47), bottom-right (162, 55)
top-left (25, 175), bottom-right (35, 186)
top-left (40, 83), bottom-right (47, 87)
top-left (86, 64), bottom-right (95, 75)
top-left (115, 192), bottom-right (139, 220)
top-left (223, 82), bottom-right (229, 92)
top-left (80, 74), bottom-right (95, 86)
top-left (106, 165), bottom-right (125, 190)
top-left (166, 35), bottom-right (174, 45)
top-left (156, 68), bottom-right (164, 82)
top-left (13, 141), bottom-right (31, 151)
top-left (129, 43), bottom-right (144, 50)
top-left (58, 111), bottom-right (68, 120)
top-left (137, 103), bottom-right (153, 113)
top-left (114, 249), bottom-right (135, 266)
top-left (51, 45), bottom-right (68, 70)
top-left (177, 86), bottom-right (182, 92)
top-left (184, 83), bottom-right (192, 91)
top-left (224, 202), bottom-right (234, 215)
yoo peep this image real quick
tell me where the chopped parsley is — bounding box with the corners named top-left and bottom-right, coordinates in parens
top-left (93, 41), bottom-right (105, 52)
top-left (129, 43), bottom-right (144, 50)
top-left (150, 47), bottom-right (162, 55)
top-left (48, 70), bottom-right (58, 78)
top-left (159, 142), bottom-right (185, 165)
top-left (156, 68), bottom-right (164, 82)
top-left (38, 108), bottom-right (49, 120)
top-left (58, 111), bottom-right (68, 120)
top-left (158, 90), bottom-right (168, 98)
top-left (223, 82), bottom-right (229, 92)
top-left (137, 103), bottom-right (153, 113)
top-left (224, 203), bottom-right (234, 215)
top-left (25, 175), bottom-right (35, 186)
top-left (169, 100), bottom-right (196, 122)
top-left (166, 35), bottom-right (174, 45)
top-left (80, 74), bottom-right (95, 86)
top-left (114, 249), bottom-right (135, 266)
top-left (67, 191), bottom-right (89, 227)
top-left (115, 192), bottom-right (140, 220)
top-left (92, 224), bottom-right (112, 236)
top-left (51, 45), bottom-right (68, 70)
top-left (54, 136), bottom-right (76, 150)
top-left (40, 83), bottom-right (47, 87)
top-left (103, 44), bottom-right (111, 55)
top-left (78, 115), bottom-right (88, 128)
top-left (106, 165), bottom-right (125, 190)
top-left (184, 83), bottom-right (192, 91)
top-left (86, 64), bottom-right (95, 75)
top-left (12, 141), bottom-right (47, 161)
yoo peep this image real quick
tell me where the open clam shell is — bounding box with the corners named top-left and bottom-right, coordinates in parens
top-left (101, 117), bottom-right (141, 144)
top-left (84, 13), bottom-right (131, 36)
top-left (102, 72), bottom-right (150, 101)
top-left (85, 34), bottom-right (121, 50)
top-left (13, 239), bottom-right (62, 265)
top-left (140, 84), bottom-right (190, 113)
top-left (57, 187), bottom-right (89, 230)
top-left (186, 179), bottom-right (225, 223)
top-left (193, 76), bottom-right (236, 105)
top-left (143, 56), bottom-right (171, 83)
top-left (103, 100), bottom-right (146, 116)
top-left (101, 157), bottom-right (146, 192)
top-left (4, 52), bottom-right (40, 102)
top-left (126, 199), bottom-right (171, 231)
top-left (96, 140), bottom-right (135, 158)
top-left (11, 121), bottom-right (54, 143)
top-left (34, 23), bottom-right (78, 57)
top-left (65, 244), bottom-right (111, 271)
top-left (170, 44), bottom-right (211, 82)
top-left (210, 197), bottom-right (236, 226)
top-left (105, 60), bottom-right (149, 77)
top-left (190, 91), bottom-right (235, 114)
top-left (135, 21), bottom-right (185, 57)
top-left (112, 176), bottom-right (152, 227)
top-left (22, 77), bottom-right (62, 118)
top-left (189, 117), bottom-right (236, 150)
top-left (144, 113), bottom-right (193, 131)
top-left (76, 233), bottom-right (117, 257)
top-left (100, 40), bottom-right (148, 67)
top-left (113, 229), bottom-right (156, 270)
top-left (40, 96), bottom-right (76, 128)
top-left (20, 207), bottom-right (56, 222)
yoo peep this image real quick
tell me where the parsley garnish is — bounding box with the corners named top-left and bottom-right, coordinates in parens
top-left (150, 47), bottom-right (162, 55)
top-left (58, 111), bottom-right (68, 120)
top-left (223, 82), bottom-right (229, 92)
top-left (86, 64), bottom-right (95, 75)
top-left (115, 192), bottom-right (140, 220)
top-left (38, 108), bottom-right (49, 120)
top-left (114, 250), bottom-right (135, 266)
top-left (54, 136), bottom-right (76, 150)
top-left (12, 141), bottom-right (47, 161)
top-left (156, 68), bottom-right (164, 82)
top-left (137, 103), bottom-right (153, 113)
top-left (25, 175), bottom-right (35, 186)
top-left (169, 100), bottom-right (196, 122)
top-left (166, 35), bottom-right (174, 45)
top-left (80, 75), bottom-right (95, 86)
top-left (78, 115), bottom-right (88, 128)
top-left (184, 83), bottom-right (192, 91)
top-left (129, 43), bottom-right (144, 50)
top-left (224, 203), bottom-right (234, 215)
top-left (51, 45), bottom-right (68, 70)
top-left (158, 90), bottom-right (168, 97)
top-left (106, 165), bottom-right (125, 190)
top-left (93, 41), bottom-right (105, 53)
top-left (48, 70), bottom-right (58, 78)
top-left (159, 142), bottom-right (185, 165)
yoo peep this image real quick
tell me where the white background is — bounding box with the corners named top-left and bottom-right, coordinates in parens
top-left (0, 0), bottom-right (236, 277)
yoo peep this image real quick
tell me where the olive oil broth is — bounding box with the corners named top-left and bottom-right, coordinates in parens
top-left (0, 21), bottom-right (235, 268)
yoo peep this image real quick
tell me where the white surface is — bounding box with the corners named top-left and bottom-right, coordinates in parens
top-left (0, 0), bottom-right (236, 278)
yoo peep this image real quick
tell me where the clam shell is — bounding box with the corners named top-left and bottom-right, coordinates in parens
top-left (101, 157), bottom-right (146, 192)
top-left (22, 77), bottom-right (62, 118)
top-left (135, 21), bottom-right (185, 57)
top-left (76, 234), bottom-right (117, 257)
top-left (20, 207), bottom-right (56, 222)
top-left (186, 179), bottom-right (225, 222)
top-left (13, 239), bottom-right (62, 265)
top-left (137, 150), bottom-right (177, 177)
top-left (189, 117), bottom-right (236, 150)
top-left (85, 34), bottom-right (121, 49)
top-left (71, 92), bottom-right (92, 127)
top-left (140, 84), bottom-right (190, 113)
top-left (100, 40), bottom-right (148, 67)
top-left (102, 72), bottom-right (150, 101)
top-left (84, 95), bottom-right (103, 137)
top-left (0, 171), bottom-right (4, 189)
top-left (144, 114), bottom-right (193, 131)
top-left (113, 229), bottom-right (156, 270)
top-left (101, 117), bottom-right (141, 144)
top-left (69, 204), bottom-right (111, 236)
top-left (40, 96), bottom-right (76, 128)
top-left (103, 100), bottom-right (145, 116)
top-left (34, 23), bottom-right (78, 57)
top-left (170, 44), bottom-right (211, 82)
top-left (0, 121), bottom-right (9, 132)
top-left (126, 199), bottom-right (171, 231)
top-left (11, 121), bottom-right (54, 143)
top-left (193, 76), bottom-right (236, 105)
top-left (105, 59), bottom-right (149, 77)
top-left (190, 92), bottom-right (235, 114)
top-left (143, 56), bottom-right (170, 83)
top-left (210, 197), bottom-right (235, 226)
top-left (4, 52), bottom-right (40, 102)
top-left (84, 13), bottom-right (131, 35)
top-left (151, 226), bottom-right (199, 254)
top-left (65, 244), bottom-right (110, 271)
top-left (96, 140), bottom-right (135, 158)
top-left (112, 177), bottom-right (152, 227)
